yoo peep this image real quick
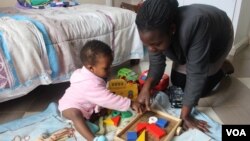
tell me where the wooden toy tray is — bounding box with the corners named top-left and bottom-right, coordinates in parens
top-left (114, 110), bottom-right (182, 141)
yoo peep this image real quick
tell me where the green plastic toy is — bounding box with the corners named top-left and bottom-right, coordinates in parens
top-left (31, 0), bottom-right (50, 6)
top-left (117, 68), bottom-right (138, 82)
top-left (111, 110), bottom-right (133, 119)
top-left (111, 110), bottom-right (121, 117)
top-left (121, 111), bottom-right (133, 119)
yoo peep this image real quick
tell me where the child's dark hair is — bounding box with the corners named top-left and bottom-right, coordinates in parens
top-left (80, 40), bottom-right (113, 66)
top-left (136, 0), bottom-right (179, 34)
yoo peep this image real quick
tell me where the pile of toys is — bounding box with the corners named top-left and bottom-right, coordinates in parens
top-left (108, 68), bottom-right (171, 101)
top-left (103, 110), bottom-right (133, 127)
top-left (139, 70), bottom-right (184, 108)
top-left (108, 67), bottom-right (184, 108)
top-left (17, 0), bottom-right (79, 9)
top-left (96, 110), bottom-right (134, 136)
top-left (106, 68), bottom-right (184, 140)
top-left (108, 68), bottom-right (139, 101)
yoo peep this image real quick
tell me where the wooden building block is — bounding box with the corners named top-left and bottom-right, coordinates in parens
top-left (103, 118), bottom-right (113, 125)
top-left (111, 116), bottom-right (121, 126)
top-left (127, 131), bottom-right (137, 141)
top-left (136, 130), bottom-right (146, 141)
top-left (147, 123), bottom-right (166, 139)
top-left (156, 118), bottom-right (169, 128)
top-left (136, 122), bottom-right (148, 133)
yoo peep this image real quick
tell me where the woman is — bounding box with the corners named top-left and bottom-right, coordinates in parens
top-left (136, 0), bottom-right (234, 132)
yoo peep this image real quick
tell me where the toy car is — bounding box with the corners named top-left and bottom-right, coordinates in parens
top-left (117, 68), bottom-right (139, 82)
top-left (139, 70), bottom-right (169, 91)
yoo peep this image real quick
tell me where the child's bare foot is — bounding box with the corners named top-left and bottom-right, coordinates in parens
top-left (221, 60), bottom-right (234, 75)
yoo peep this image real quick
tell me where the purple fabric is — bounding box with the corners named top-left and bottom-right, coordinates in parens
top-left (15, 3), bottom-right (31, 9)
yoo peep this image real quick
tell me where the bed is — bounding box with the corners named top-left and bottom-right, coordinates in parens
top-left (0, 4), bottom-right (144, 102)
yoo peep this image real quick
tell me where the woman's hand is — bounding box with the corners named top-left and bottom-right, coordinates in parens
top-left (182, 115), bottom-right (210, 132)
top-left (181, 105), bottom-right (210, 132)
top-left (130, 101), bottom-right (143, 114)
top-left (137, 77), bottom-right (155, 111)
top-left (137, 85), bottom-right (151, 111)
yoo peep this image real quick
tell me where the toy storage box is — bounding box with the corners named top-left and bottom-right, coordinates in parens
top-left (114, 110), bottom-right (182, 141)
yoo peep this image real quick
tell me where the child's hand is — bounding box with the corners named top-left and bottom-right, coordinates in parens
top-left (130, 101), bottom-right (143, 114)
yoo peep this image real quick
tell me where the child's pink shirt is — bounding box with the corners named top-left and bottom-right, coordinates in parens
top-left (58, 66), bottom-right (131, 119)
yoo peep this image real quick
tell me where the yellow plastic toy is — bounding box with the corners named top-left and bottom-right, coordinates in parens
top-left (108, 79), bottom-right (138, 100)
top-left (103, 118), bottom-right (114, 126)
top-left (137, 130), bottom-right (146, 141)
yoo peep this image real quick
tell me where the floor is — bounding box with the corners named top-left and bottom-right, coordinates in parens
top-left (0, 45), bottom-right (250, 126)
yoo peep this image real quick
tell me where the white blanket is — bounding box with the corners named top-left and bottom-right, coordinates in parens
top-left (0, 17), bottom-right (51, 84)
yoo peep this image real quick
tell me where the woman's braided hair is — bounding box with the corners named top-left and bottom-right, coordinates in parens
top-left (136, 0), bottom-right (179, 33)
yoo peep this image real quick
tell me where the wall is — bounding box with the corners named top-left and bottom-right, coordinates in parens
top-left (129, 0), bottom-right (142, 5)
top-left (234, 0), bottom-right (250, 45)
top-left (226, 0), bottom-right (250, 56)
top-left (179, 0), bottom-right (236, 21)
top-left (249, 27), bottom-right (250, 44)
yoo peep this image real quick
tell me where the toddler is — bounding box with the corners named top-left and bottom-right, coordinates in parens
top-left (58, 40), bottom-right (142, 141)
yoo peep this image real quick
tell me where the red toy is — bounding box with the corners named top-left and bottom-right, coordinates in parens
top-left (136, 122), bottom-right (148, 133)
top-left (146, 123), bottom-right (166, 139)
top-left (139, 70), bottom-right (169, 91)
top-left (111, 116), bottom-right (121, 126)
